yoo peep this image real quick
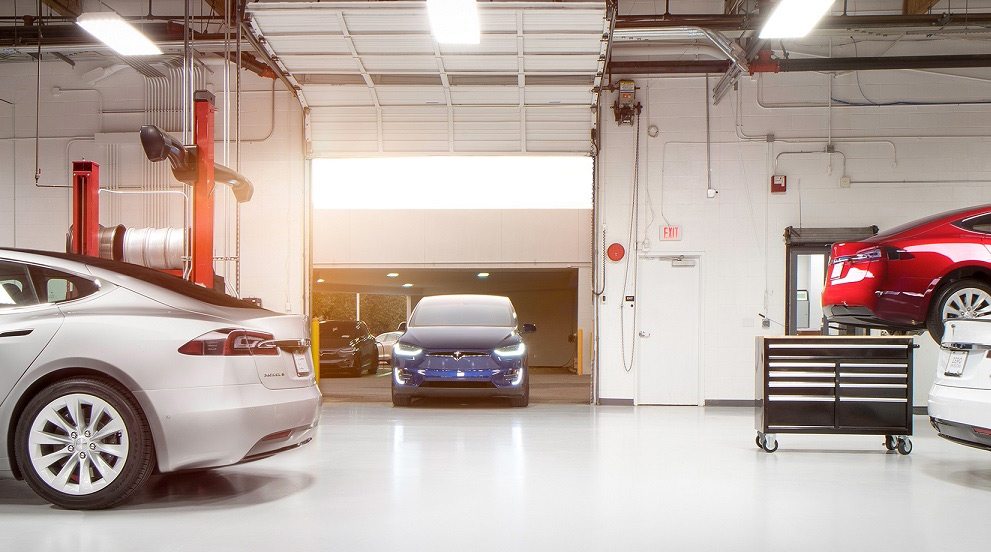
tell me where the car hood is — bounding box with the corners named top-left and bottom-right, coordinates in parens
top-left (402, 326), bottom-right (517, 350)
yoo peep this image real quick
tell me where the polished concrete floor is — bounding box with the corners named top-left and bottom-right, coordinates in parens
top-left (2, 403), bottom-right (991, 551)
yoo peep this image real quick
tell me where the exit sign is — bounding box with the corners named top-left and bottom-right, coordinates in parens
top-left (661, 226), bottom-right (682, 241)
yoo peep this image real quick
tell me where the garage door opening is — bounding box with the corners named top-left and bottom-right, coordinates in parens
top-left (310, 155), bottom-right (594, 405)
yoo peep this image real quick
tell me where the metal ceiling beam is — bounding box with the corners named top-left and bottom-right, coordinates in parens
top-left (616, 13), bottom-right (991, 31)
top-left (774, 54), bottom-right (991, 72)
top-left (609, 60), bottom-right (732, 74)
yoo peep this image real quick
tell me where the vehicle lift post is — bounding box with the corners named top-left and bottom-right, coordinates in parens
top-left (70, 161), bottom-right (100, 257)
top-left (191, 91), bottom-right (216, 289)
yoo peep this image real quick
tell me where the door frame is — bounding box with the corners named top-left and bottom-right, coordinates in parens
top-left (634, 252), bottom-right (704, 406)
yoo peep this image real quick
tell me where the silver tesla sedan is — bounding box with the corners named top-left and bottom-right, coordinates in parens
top-left (0, 248), bottom-right (321, 509)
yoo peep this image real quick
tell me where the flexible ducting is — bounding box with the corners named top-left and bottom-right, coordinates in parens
top-left (65, 224), bottom-right (125, 261)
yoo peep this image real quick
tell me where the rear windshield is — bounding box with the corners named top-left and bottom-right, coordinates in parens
top-left (320, 322), bottom-right (359, 339)
top-left (875, 206), bottom-right (990, 239)
top-left (8, 249), bottom-right (261, 309)
top-left (411, 301), bottom-right (515, 327)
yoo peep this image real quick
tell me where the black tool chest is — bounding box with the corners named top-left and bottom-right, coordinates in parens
top-left (754, 336), bottom-right (915, 454)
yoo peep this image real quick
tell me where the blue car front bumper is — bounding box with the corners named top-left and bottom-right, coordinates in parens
top-left (391, 352), bottom-right (526, 398)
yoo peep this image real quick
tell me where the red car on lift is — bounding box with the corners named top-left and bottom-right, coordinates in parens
top-left (823, 205), bottom-right (991, 342)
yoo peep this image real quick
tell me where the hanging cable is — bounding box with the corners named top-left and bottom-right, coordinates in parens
top-left (620, 108), bottom-right (642, 373)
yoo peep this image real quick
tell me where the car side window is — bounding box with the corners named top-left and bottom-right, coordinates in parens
top-left (956, 213), bottom-right (991, 234)
top-left (0, 261), bottom-right (41, 309)
top-left (28, 265), bottom-right (100, 304)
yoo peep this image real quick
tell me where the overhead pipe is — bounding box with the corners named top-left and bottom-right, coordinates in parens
top-left (615, 13), bottom-right (991, 31)
top-left (755, 54), bottom-right (991, 73)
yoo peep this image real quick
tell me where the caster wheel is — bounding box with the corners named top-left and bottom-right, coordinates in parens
top-left (884, 435), bottom-right (896, 451)
top-left (759, 435), bottom-right (778, 453)
top-left (896, 438), bottom-right (912, 455)
top-left (756, 434), bottom-right (764, 449)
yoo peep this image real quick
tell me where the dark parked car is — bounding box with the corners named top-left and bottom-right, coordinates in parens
top-left (391, 294), bottom-right (535, 407)
top-left (823, 205), bottom-right (991, 341)
top-left (318, 320), bottom-right (378, 376)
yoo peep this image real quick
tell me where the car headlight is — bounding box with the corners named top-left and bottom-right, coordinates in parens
top-left (393, 342), bottom-right (423, 357)
top-left (494, 342), bottom-right (526, 358)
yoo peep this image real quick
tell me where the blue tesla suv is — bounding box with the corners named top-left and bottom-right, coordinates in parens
top-left (391, 294), bottom-right (535, 407)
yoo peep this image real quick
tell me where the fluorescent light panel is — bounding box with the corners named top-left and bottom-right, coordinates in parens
top-left (77, 12), bottom-right (162, 56)
top-left (759, 0), bottom-right (835, 39)
top-left (426, 0), bottom-right (480, 44)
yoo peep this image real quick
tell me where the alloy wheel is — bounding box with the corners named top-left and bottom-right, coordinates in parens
top-left (941, 287), bottom-right (991, 321)
top-left (27, 393), bottom-right (129, 496)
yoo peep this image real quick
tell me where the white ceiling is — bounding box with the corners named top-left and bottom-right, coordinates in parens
top-left (245, 1), bottom-right (608, 156)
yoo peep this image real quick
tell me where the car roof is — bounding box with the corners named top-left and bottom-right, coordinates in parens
top-left (874, 204), bottom-right (991, 240)
top-left (416, 294), bottom-right (512, 306)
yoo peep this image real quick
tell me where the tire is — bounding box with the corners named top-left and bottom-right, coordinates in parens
top-left (884, 435), bottom-right (896, 451)
top-left (760, 437), bottom-right (778, 453)
top-left (510, 379), bottom-right (530, 407)
top-left (350, 353), bottom-right (362, 377)
top-left (927, 278), bottom-right (991, 342)
top-left (896, 438), bottom-right (912, 455)
top-left (392, 388), bottom-right (412, 407)
top-left (366, 351), bottom-right (377, 375)
top-left (14, 377), bottom-right (155, 510)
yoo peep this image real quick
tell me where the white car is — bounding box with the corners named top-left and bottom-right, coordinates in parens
top-left (375, 331), bottom-right (403, 364)
top-left (929, 318), bottom-right (991, 452)
top-left (0, 248), bottom-right (321, 509)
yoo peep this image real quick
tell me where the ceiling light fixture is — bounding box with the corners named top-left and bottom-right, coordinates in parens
top-left (316, 278), bottom-right (325, 283)
top-left (76, 12), bottom-right (163, 56)
top-left (402, 283), bottom-right (414, 288)
top-left (387, 273), bottom-right (400, 278)
top-left (477, 272), bottom-right (489, 278)
top-left (759, 0), bottom-right (835, 39)
top-left (426, 0), bottom-right (480, 45)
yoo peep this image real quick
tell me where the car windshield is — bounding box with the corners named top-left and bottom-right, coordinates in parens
top-left (321, 322), bottom-right (359, 339)
top-left (875, 206), bottom-right (990, 239)
top-left (411, 300), bottom-right (515, 327)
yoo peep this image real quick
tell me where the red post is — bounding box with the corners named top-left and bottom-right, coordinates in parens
top-left (71, 161), bottom-right (100, 257)
top-left (192, 91), bottom-right (216, 288)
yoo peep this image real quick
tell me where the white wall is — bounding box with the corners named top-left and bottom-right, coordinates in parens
top-left (0, 57), bottom-right (307, 314)
top-left (596, 68), bottom-right (991, 404)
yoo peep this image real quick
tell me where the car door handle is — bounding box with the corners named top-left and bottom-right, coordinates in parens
top-left (0, 329), bottom-right (33, 338)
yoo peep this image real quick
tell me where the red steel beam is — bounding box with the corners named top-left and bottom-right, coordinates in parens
top-left (70, 161), bottom-right (100, 258)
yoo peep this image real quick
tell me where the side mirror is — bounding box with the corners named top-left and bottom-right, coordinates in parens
top-left (398, 321), bottom-right (407, 332)
top-left (521, 323), bottom-right (537, 334)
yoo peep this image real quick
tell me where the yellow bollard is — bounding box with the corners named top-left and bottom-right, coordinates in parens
top-left (311, 317), bottom-right (321, 384)
top-left (576, 328), bottom-right (583, 376)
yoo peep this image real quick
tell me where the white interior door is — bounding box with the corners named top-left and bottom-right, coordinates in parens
top-left (635, 256), bottom-right (701, 405)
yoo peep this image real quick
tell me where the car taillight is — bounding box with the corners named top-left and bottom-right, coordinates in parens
top-left (848, 247), bottom-right (884, 263)
top-left (178, 329), bottom-right (278, 356)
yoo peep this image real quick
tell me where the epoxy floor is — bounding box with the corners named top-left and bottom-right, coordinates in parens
top-left (1, 402), bottom-right (990, 551)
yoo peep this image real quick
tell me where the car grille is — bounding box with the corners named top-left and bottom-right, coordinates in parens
top-left (426, 352), bottom-right (489, 358)
top-left (421, 381), bottom-right (495, 389)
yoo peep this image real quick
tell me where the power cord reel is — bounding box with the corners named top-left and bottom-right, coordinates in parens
top-left (611, 80), bottom-right (641, 126)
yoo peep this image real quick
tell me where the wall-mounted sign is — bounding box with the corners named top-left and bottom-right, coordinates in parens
top-left (661, 226), bottom-right (682, 241)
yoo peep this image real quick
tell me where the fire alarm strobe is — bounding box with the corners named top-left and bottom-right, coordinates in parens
top-left (607, 243), bottom-right (625, 261)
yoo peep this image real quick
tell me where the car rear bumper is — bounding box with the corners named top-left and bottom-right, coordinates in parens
top-left (930, 417), bottom-right (991, 452)
top-left (137, 382), bottom-right (322, 472)
top-left (822, 304), bottom-right (922, 330)
top-left (929, 383), bottom-right (991, 430)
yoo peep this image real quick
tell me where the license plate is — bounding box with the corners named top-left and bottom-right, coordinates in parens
top-left (830, 262), bottom-right (843, 279)
top-left (293, 352), bottom-right (311, 376)
top-left (944, 350), bottom-right (967, 377)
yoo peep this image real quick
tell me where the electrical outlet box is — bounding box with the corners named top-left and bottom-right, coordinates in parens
top-left (839, 176), bottom-right (851, 188)
top-left (762, 318), bottom-right (771, 328)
